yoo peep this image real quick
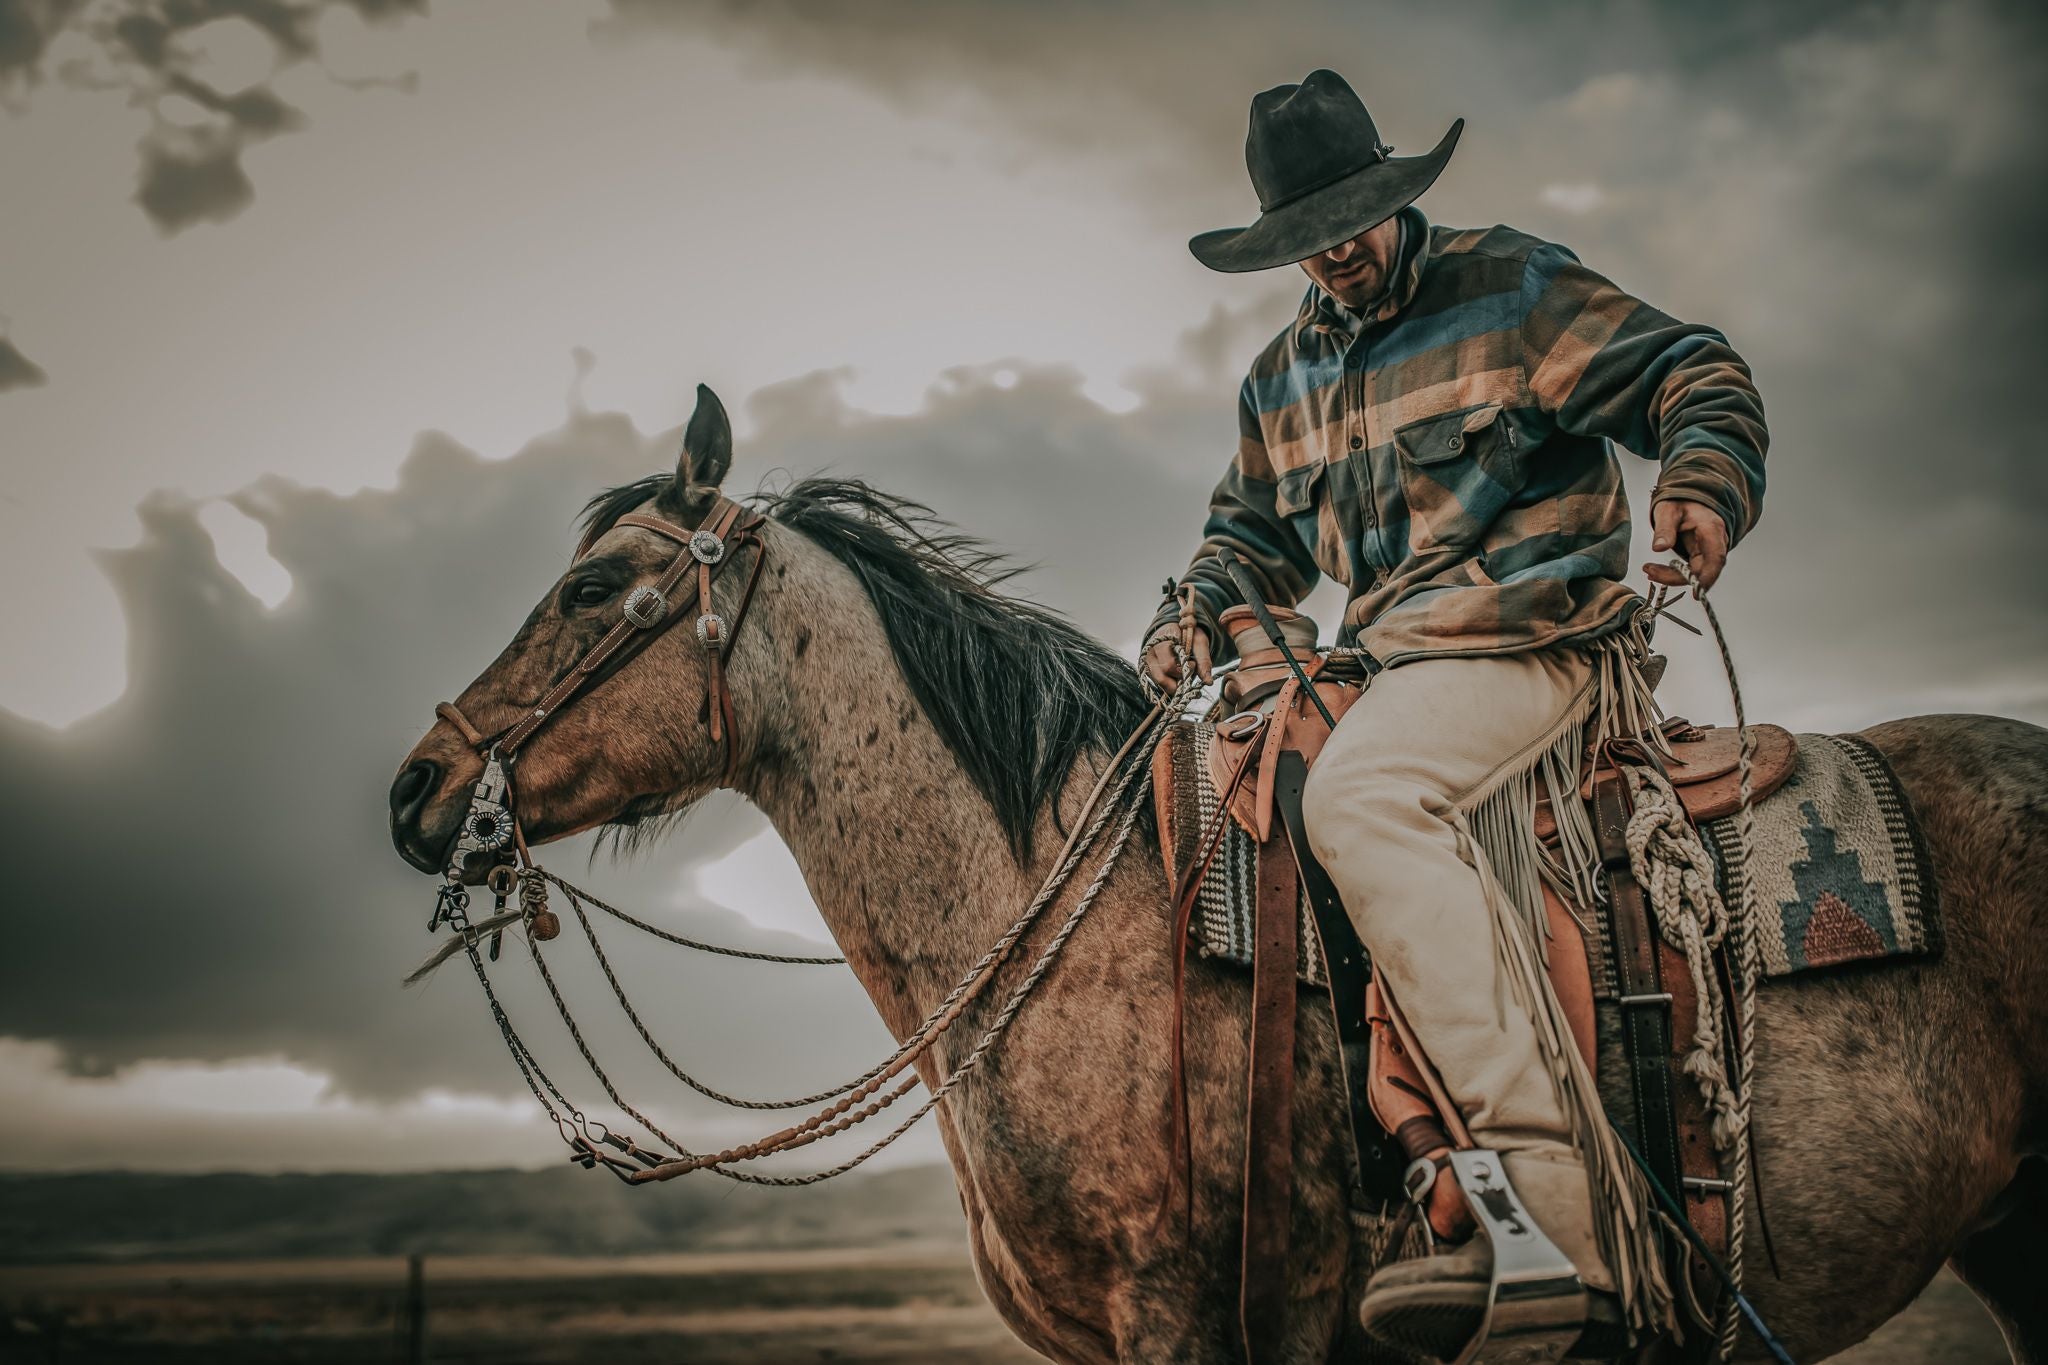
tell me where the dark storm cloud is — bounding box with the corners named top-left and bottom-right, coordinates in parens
top-left (0, 0), bottom-right (421, 232)
top-left (0, 340), bottom-right (1241, 1143)
top-left (0, 410), bottom-right (875, 1117)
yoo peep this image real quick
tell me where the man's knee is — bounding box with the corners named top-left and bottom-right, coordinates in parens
top-left (1301, 756), bottom-right (1429, 868)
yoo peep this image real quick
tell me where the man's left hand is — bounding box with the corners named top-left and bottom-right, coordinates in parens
top-left (1644, 499), bottom-right (1730, 593)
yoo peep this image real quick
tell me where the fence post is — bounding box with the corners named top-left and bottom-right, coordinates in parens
top-left (405, 1253), bottom-right (426, 1365)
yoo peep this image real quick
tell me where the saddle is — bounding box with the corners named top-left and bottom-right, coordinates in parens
top-left (1160, 605), bottom-right (1799, 1363)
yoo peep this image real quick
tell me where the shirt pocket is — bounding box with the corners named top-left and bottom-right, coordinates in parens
top-left (1394, 401), bottom-right (1508, 468)
top-left (1392, 402), bottom-right (1515, 552)
top-left (1273, 460), bottom-right (1325, 518)
top-left (1271, 460), bottom-right (1339, 576)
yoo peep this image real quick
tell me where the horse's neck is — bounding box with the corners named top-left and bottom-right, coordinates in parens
top-left (735, 545), bottom-right (1067, 1045)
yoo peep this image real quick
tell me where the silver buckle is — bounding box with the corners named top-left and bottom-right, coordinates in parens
top-left (1403, 1156), bottom-right (1440, 1253)
top-left (695, 612), bottom-right (727, 649)
top-left (622, 585), bottom-right (668, 629)
top-left (689, 529), bottom-right (725, 565)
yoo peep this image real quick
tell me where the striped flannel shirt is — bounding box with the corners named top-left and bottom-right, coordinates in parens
top-left (1150, 206), bottom-right (1767, 667)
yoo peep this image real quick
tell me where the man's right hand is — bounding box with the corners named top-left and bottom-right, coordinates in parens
top-left (1143, 627), bottom-right (1212, 691)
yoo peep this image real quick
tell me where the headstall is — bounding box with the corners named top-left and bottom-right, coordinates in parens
top-left (428, 494), bottom-right (767, 933)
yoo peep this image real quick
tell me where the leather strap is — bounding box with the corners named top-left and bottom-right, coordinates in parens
top-left (1272, 751), bottom-right (1403, 1204)
top-left (488, 498), bottom-right (755, 763)
top-left (1240, 794), bottom-right (1299, 1361)
top-left (1663, 927), bottom-right (1732, 1333)
top-left (1160, 724), bottom-right (1264, 1229)
top-left (1591, 771), bottom-right (1688, 1234)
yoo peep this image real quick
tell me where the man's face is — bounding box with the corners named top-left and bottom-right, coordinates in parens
top-left (1298, 215), bottom-right (1402, 311)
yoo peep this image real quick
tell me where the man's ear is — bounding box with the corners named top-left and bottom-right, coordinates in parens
top-left (675, 384), bottom-right (732, 494)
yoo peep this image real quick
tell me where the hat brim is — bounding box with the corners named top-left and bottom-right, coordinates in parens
top-left (1189, 118), bottom-right (1463, 274)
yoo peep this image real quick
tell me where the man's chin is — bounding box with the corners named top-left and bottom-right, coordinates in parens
top-left (1325, 278), bottom-right (1380, 310)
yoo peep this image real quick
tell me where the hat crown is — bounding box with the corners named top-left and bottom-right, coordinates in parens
top-left (1246, 70), bottom-right (1386, 213)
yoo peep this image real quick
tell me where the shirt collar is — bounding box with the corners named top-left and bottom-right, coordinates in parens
top-left (1295, 205), bottom-right (1431, 342)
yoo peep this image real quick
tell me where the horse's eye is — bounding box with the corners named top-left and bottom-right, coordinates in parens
top-left (571, 580), bottom-right (616, 608)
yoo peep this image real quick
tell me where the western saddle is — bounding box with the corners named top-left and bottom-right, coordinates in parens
top-left (1154, 604), bottom-right (1798, 1363)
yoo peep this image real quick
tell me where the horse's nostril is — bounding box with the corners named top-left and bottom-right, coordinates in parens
top-left (390, 759), bottom-right (441, 825)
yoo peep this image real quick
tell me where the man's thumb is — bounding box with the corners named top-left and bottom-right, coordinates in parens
top-left (1651, 501), bottom-right (1677, 552)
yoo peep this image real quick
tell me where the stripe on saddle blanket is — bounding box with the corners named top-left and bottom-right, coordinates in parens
top-left (1156, 722), bottom-right (1941, 985)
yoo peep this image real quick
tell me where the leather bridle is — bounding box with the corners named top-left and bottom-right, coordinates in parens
top-left (431, 494), bottom-right (768, 883)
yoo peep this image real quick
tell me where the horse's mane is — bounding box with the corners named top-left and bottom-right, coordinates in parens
top-left (582, 475), bottom-right (1149, 862)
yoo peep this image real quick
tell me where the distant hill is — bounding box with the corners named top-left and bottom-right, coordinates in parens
top-left (0, 1163), bottom-right (967, 1264)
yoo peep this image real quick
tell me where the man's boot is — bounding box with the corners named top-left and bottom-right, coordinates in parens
top-left (1359, 1151), bottom-right (1625, 1362)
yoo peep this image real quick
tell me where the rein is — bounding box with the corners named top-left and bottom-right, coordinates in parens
top-left (415, 492), bottom-right (1194, 1185)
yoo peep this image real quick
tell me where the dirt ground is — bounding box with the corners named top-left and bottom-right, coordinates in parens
top-left (0, 1248), bottom-right (2008, 1363)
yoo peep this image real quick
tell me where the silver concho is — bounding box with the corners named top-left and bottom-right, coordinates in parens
top-left (689, 529), bottom-right (726, 565)
top-left (622, 584), bottom-right (669, 628)
top-left (462, 804), bottom-right (515, 853)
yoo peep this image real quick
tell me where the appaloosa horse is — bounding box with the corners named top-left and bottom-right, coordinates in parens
top-left (389, 388), bottom-right (2048, 1364)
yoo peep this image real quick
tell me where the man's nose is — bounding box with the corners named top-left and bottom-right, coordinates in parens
top-left (1324, 239), bottom-right (1356, 263)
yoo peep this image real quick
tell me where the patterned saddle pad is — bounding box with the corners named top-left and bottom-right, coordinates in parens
top-left (1154, 725), bottom-right (1941, 984)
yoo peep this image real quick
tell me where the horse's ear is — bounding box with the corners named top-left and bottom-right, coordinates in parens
top-left (676, 384), bottom-right (732, 493)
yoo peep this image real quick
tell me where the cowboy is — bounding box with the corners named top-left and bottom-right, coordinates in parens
top-left (1141, 71), bottom-right (1767, 1356)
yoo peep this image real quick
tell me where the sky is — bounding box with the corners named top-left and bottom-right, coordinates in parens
top-left (1, 0), bottom-right (2044, 1173)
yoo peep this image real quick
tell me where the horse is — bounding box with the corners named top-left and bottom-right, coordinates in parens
top-left (388, 387), bottom-right (2048, 1364)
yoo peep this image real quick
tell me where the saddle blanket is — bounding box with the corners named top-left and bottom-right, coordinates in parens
top-left (1701, 732), bottom-right (1940, 977)
top-left (1155, 725), bottom-right (1941, 985)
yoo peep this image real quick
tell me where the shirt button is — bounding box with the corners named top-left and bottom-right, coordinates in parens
top-left (1447, 434), bottom-right (1463, 450)
top-left (1349, 435), bottom-right (1363, 450)
top-left (1346, 353), bottom-right (1363, 369)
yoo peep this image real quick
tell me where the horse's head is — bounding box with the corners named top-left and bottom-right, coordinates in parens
top-left (388, 385), bottom-right (757, 876)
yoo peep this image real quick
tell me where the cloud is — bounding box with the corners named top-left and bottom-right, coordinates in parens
top-left (0, 0), bottom-right (422, 232)
top-left (0, 341), bottom-right (1236, 1170)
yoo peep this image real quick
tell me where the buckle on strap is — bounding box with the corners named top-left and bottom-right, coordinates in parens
top-left (695, 612), bottom-right (727, 650)
top-left (622, 585), bottom-right (669, 629)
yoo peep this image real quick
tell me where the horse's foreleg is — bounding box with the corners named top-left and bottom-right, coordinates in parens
top-left (1951, 1160), bottom-right (2048, 1365)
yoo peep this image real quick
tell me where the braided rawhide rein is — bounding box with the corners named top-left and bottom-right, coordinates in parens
top-left (413, 664), bottom-right (1198, 1187)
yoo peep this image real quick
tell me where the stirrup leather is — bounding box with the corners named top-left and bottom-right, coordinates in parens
top-left (1442, 1148), bottom-right (1589, 1365)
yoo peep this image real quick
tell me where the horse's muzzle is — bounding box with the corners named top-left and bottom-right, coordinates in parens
top-left (389, 758), bottom-right (446, 873)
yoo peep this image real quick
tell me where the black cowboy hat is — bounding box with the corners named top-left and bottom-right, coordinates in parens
top-left (1190, 70), bottom-right (1462, 274)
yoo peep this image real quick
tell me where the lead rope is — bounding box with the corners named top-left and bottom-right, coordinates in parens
top-left (1637, 566), bottom-right (1769, 1363)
